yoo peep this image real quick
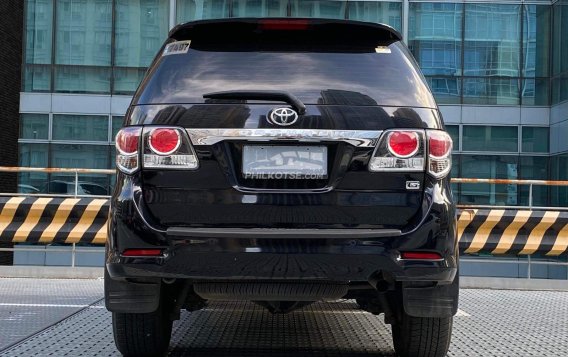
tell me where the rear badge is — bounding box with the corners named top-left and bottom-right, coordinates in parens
top-left (268, 108), bottom-right (299, 126)
top-left (406, 181), bottom-right (420, 190)
top-left (163, 41), bottom-right (191, 56)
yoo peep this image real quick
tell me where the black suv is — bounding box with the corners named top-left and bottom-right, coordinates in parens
top-left (105, 18), bottom-right (458, 357)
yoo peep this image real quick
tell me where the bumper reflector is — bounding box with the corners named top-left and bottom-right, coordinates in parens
top-left (122, 249), bottom-right (163, 257)
top-left (401, 252), bottom-right (443, 260)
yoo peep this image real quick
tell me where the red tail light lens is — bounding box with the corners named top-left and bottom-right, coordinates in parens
top-left (428, 131), bottom-right (452, 158)
top-left (387, 131), bottom-right (419, 158)
top-left (116, 127), bottom-right (140, 154)
top-left (401, 252), bottom-right (443, 260)
top-left (259, 19), bottom-right (310, 30)
top-left (148, 128), bottom-right (181, 155)
top-left (122, 249), bottom-right (163, 257)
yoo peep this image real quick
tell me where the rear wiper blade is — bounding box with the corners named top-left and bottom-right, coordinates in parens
top-left (203, 90), bottom-right (306, 115)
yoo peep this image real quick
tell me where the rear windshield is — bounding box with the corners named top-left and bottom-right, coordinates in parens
top-left (134, 42), bottom-right (436, 108)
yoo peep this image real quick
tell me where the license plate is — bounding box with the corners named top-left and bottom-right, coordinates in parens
top-left (242, 145), bottom-right (327, 179)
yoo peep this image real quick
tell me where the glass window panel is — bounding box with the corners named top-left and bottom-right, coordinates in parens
top-left (426, 77), bottom-right (461, 104)
top-left (54, 66), bottom-right (110, 93)
top-left (552, 1), bottom-right (568, 76)
top-left (52, 115), bottom-right (109, 141)
top-left (462, 126), bottom-right (518, 152)
top-left (114, 0), bottom-right (169, 68)
top-left (523, 5), bottom-right (550, 78)
top-left (521, 78), bottom-right (550, 106)
top-left (462, 78), bottom-right (519, 105)
top-left (519, 156), bottom-right (548, 206)
top-left (46, 173), bottom-right (110, 195)
top-left (51, 143), bottom-right (109, 169)
top-left (25, 0), bottom-right (54, 64)
top-left (176, 0), bottom-right (230, 22)
top-left (18, 143), bottom-right (49, 193)
top-left (464, 4), bottom-right (521, 77)
top-left (460, 155), bottom-right (519, 205)
top-left (550, 154), bottom-right (568, 207)
top-left (23, 64), bottom-right (51, 92)
top-left (522, 127), bottom-right (548, 153)
top-left (112, 116), bottom-right (124, 141)
top-left (290, 0), bottom-right (346, 19)
top-left (55, 0), bottom-right (112, 66)
top-left (552, 74), bottom-right (568, 105)
top-left (113, 67), bottom-right (146, 95)
top-left (408, 3), bottom-right (462, 76)
top-left (232, 0), bottom-right (288, 17)
top-left (348, 2), bottom-right (402, 31)
top-left (20, 114), bottom-right (49, 140)
top-left (446, 125), bottom-right (459, 151)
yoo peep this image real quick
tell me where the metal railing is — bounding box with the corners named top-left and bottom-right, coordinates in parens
top-left (452, 178), bottom-right (568, 211)
top-left (0, 166), bottom-right (567, 277)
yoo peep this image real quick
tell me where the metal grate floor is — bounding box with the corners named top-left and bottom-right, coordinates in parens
top-left (1, 279), bottom-right (568, 357)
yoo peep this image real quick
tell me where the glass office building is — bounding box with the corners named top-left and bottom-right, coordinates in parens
top-left (19, 0), bottom-right (568, 206)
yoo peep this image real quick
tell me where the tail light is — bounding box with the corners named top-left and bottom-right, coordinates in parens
top-left (369, 129), bottom-right (452, 179)
top-left (115, 127), bottom-right (141, 174)
top-left (143, 127), bottom-right (198, 169)
top-left (369, 130), bottom-right (425, 172)
top-left (427, 131), bottom-right (452, 178)
top-left (148, 128), bottom-right (181, 155)
top-left (388, 131), bottom-right (420, 158)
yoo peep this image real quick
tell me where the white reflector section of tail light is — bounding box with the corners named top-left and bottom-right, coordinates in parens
top-left (142, 127), bottom-right (199, 169)
top-left (427, 130), bottom-right (452, 178)
top-left (115, 127), bottom-right (141, 174)
top-left (369, 130), bottom-right (425, 172)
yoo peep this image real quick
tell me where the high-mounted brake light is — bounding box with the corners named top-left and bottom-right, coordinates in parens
top-left (259, 19), bottom-right (310, 31)
top-left (115, 127), bottom-right (141, 174)
top-left (427, 131), bottom-right (452, 178)
top-left (143, 127), bottom-right (199, 170)
top-left (149, 128), bottom-right (181, 155)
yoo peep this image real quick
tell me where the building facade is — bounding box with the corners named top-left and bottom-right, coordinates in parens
top-left (18, 0), bottom-right (568, 207)
top-left (10, 0), bottom-right (568, 276)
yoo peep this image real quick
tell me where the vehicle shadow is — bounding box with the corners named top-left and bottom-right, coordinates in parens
top-left (168, 300), bottom-right (396, 357)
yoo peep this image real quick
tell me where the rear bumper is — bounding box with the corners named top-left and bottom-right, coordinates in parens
top-left (106, 176), bottom-right (458, 285)
top-left (107, 249), bottom-right (457, 284)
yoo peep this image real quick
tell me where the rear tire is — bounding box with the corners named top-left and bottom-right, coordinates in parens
top-left (391, 313), bottom-right (453, 357)
top-left (112, 303), bottom-right (173, 357)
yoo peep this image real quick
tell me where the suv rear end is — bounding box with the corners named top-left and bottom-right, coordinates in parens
top-left (105, 18), bottom-right (458, 357)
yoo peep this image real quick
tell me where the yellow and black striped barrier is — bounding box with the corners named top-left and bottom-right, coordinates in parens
top-left (0, 196), bottom-right (108, 245)
top-left (458, 209), bottom-right (568, 256)
top-left (1, 196), bottom-right (568, 256)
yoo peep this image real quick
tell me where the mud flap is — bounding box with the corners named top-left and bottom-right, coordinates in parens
top-left (104, 267), bottom-right (161, 313)
top-left (402, 274), bottom-right (459, 318)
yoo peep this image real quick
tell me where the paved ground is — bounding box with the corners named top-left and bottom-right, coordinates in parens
top-left (0, 278), bottom-right (567, 356)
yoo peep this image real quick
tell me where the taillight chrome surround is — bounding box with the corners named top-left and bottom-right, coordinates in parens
top-left (115, 127), bottom-right (142, 174)
top-left (369, 130), bottom-right (426, 172)
top-left (426, 130), bottom-right (452, 178)
top-left (369, 129), bottom-right (452, 178)
top-left (143, 127), bottom-right (199, 170)
top-left (115, 126), bottom-right (199, 174)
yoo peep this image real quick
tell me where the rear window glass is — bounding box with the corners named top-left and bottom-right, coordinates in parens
top-left (135, 42), bottom-right (435, 108)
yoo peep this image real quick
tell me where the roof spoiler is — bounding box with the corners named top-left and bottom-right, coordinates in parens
top-left (169, 18), bottom-right (402, 45)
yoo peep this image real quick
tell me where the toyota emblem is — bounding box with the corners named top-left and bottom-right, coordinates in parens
top-left (268, 108), bottom-right (299, 126)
